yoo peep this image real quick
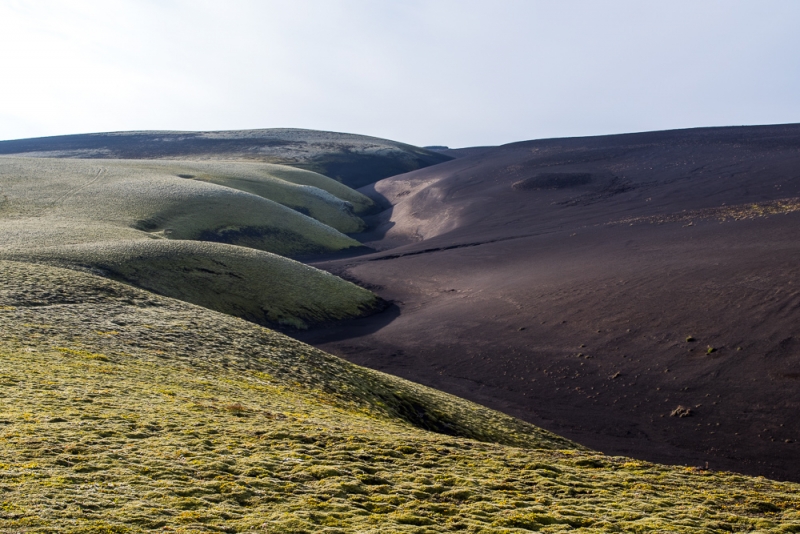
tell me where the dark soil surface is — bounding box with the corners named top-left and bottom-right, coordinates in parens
top-left (426, 146), bottom-right (496, 159)
top-left (295, 124), bottom-right (800, 483)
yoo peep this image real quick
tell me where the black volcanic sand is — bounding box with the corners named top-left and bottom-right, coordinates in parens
top-left (296, 124), bottom-right (800, 482)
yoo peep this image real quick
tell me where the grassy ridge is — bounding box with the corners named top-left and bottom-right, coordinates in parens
top-left (0, 157), bottom-right (383, 328)
top-left (177, 161), bottom-right (376, 215)
top-left (0, 241), bottom-right (381, 329)
top-left (129, 160), bottom-right (376, 233)
top-left (0, 260), bottom-right (798, 532)
top-left (0, 157), bottom-right (361, 256)
top-left (0, 129), bottom-right (453, 189)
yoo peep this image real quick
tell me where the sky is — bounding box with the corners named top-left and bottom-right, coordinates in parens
top-left (0, 0), bottom-right (798, 147)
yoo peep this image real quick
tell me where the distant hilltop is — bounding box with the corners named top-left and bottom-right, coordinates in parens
top-left (0, 128), bottom-right (452, 188)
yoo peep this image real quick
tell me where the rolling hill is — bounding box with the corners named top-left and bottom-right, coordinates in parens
top-left (0, 129), bottom-right (453, 189)
top-left (1, 259), bottom-right (797, 532)
top-left (0, 157), bottom-right (381, 328)
top-left (2, 124), bottom-right (799, 530)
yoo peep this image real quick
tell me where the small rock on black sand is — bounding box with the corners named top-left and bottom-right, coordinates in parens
top-left (671, 405), bottom-right (693, 418)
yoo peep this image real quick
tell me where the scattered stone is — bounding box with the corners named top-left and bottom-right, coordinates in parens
top-left (671, 406), bottom-right (693, 418)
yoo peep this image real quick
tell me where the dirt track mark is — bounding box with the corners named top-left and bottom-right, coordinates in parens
top-left (51, 167), bottom-right (107, 207)
top-left (367, 234), bottom-right (540, 261)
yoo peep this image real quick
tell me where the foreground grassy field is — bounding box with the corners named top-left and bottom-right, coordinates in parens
top-left (1, 260), bottom-right (798, 533)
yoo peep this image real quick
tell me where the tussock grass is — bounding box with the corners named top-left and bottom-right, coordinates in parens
top-left (1, 260), bottom-right (798, 532)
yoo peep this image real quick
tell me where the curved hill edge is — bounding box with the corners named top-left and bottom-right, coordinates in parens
top-left (0, 157), bottom-right (363, 257)
top-left (0, 240), bottom-right (384, 329)
top-left (0, 258), bottom-right (573, 448)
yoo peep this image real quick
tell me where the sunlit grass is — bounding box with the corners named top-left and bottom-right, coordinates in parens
top-left (0, 260), bottom-right (798, 532)
top-left (0, 157), bottom-right (362, 255)
top-left (0, 158), bottom-right (381, 329)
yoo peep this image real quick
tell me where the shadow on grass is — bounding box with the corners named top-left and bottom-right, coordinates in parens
top-left (287, 302), bottom-right (401, 344)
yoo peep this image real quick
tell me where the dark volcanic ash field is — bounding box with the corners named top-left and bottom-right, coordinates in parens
top-left (296, 124), bottom-right (800, 482)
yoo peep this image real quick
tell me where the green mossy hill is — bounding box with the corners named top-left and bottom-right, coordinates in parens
top-left (0, 157), bottom-right (360, 256)
top-left (0, 157), bottom-right (382, 329)
top-left (1, 260), bottom-right (798, 532)
top-left (0, 241), bottom-right (381, 329)
top-left (142, 160), bottom-right (375, 232)
top-left (0, 129), bottom-right (453, 189)
top-left (177, 161), bottom-right (376, 216)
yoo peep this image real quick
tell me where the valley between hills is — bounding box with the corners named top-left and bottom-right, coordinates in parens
top-left (0, 126), bottom-right (798, 532)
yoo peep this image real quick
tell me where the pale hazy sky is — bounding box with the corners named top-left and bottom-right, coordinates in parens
top-left (1, 0), bottom-right (798, 147)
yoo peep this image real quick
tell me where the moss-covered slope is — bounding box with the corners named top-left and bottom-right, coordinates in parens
top-left (0, 260), bottom-right (798, 532)
top-left (0, 158), bottom-right (382, 329)
top-left (0, 241), bottom-right (381, 329)
top-left (0, 157), bottom-right (361, 256)
top-left (128, 160), bottom-right (375, 232)
top-left (175, 161), bottom-right (376, 216)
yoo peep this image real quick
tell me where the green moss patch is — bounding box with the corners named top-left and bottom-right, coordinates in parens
top-left (610, 197), bottom-right (800, 227)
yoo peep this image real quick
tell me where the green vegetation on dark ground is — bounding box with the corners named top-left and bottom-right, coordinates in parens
top-left (164, 160), bottom-right (376, 215)
top-left (609, 196), bottom-right (800, 226)
top-left (234, 163), bottom-right (376, 215)
top-left (1, 260), bottom-right (798, 532)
